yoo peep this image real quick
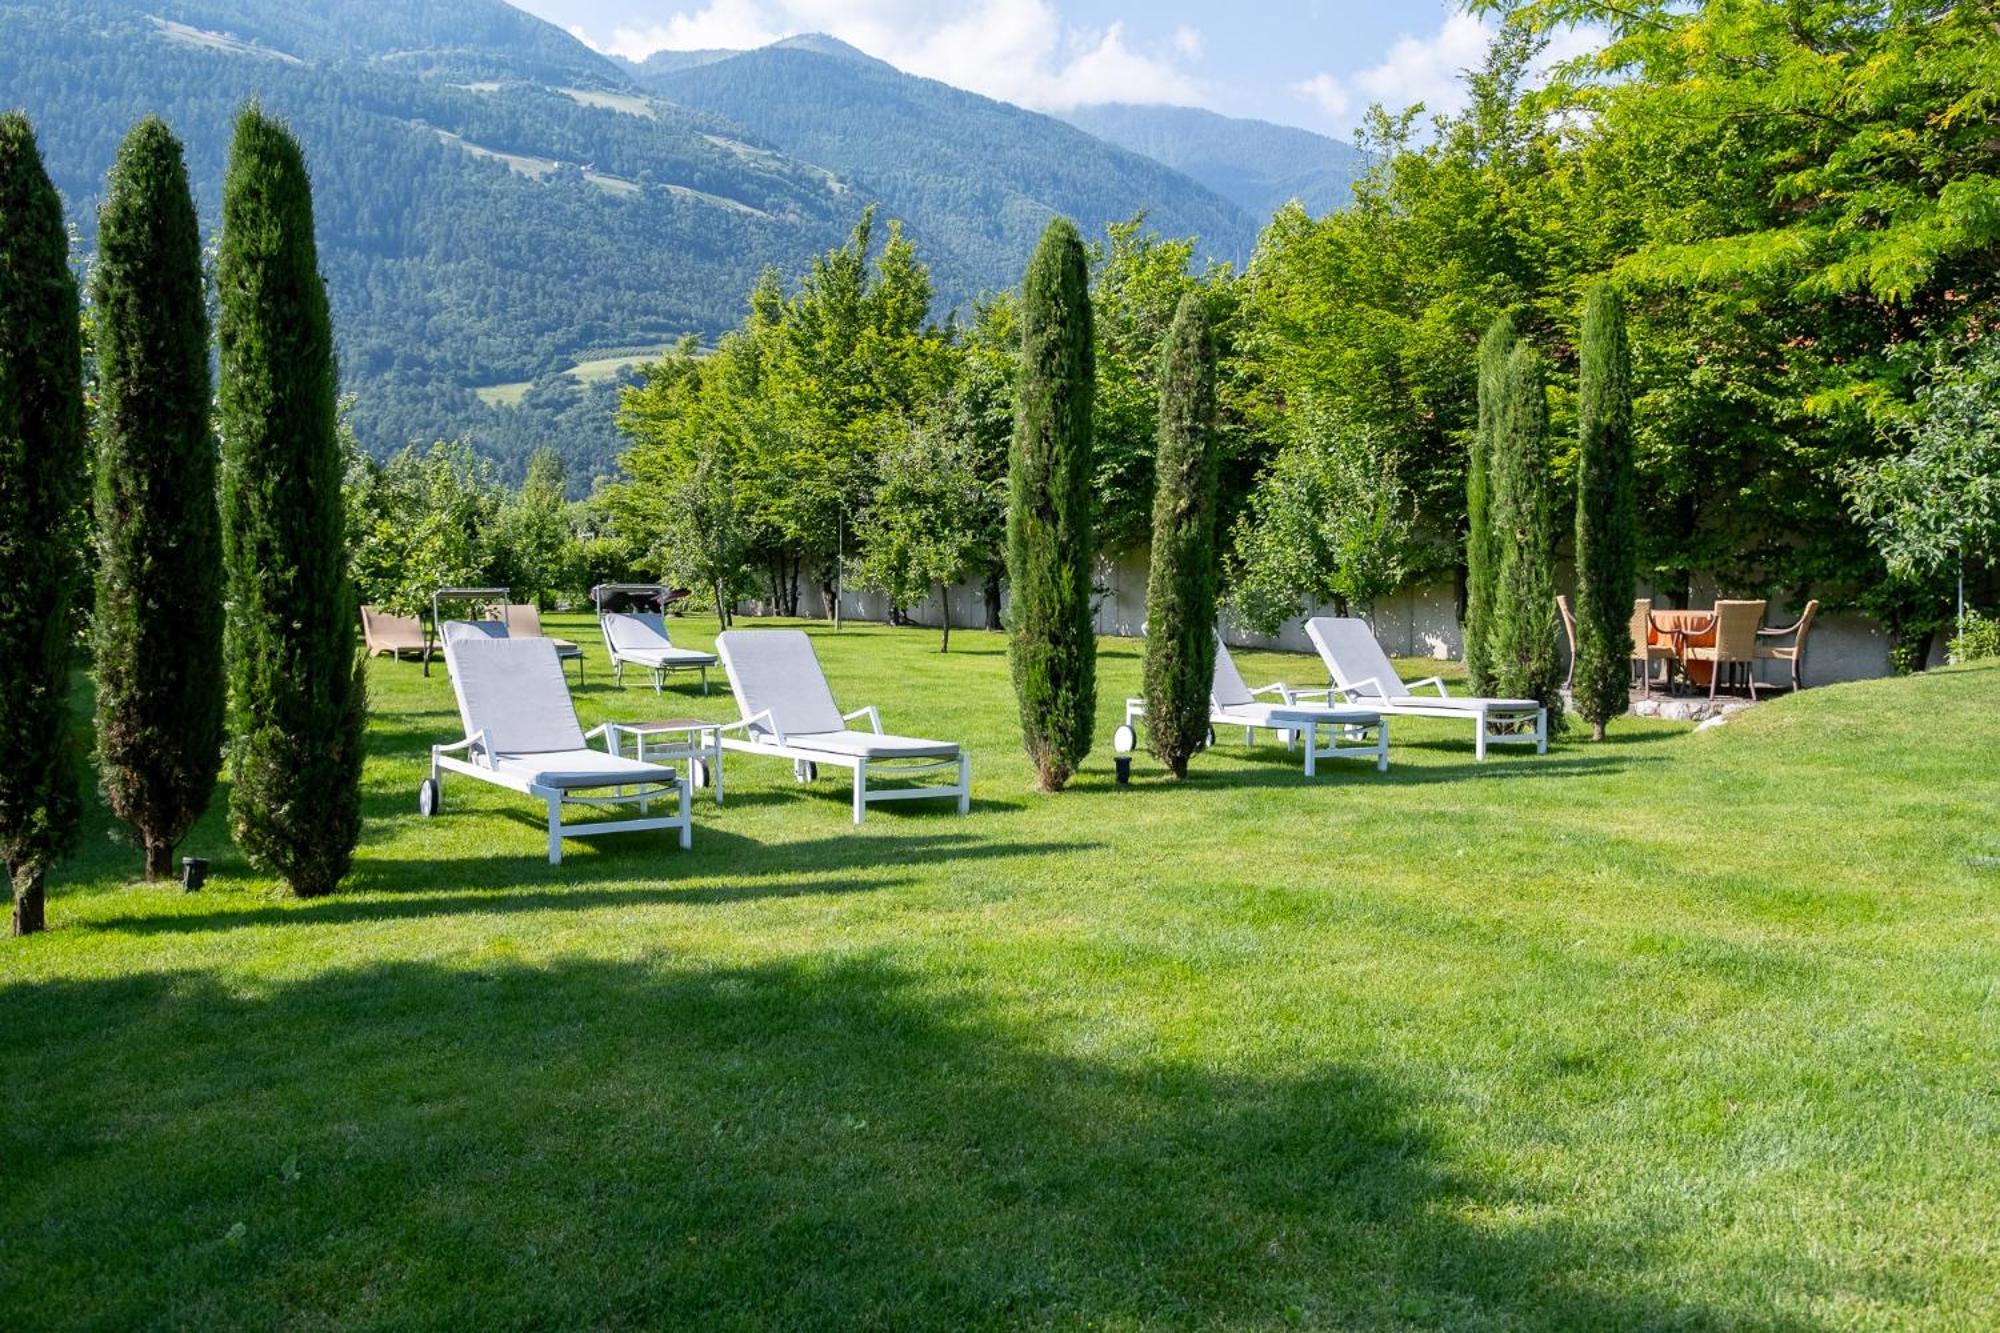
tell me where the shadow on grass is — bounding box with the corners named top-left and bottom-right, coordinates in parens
top-left (0, 956), bottom-right (1789, 1329)
top-left (83, 832), bottom-right (1097, 935)
top-left (1072, 744), bottom-right (1675, 794)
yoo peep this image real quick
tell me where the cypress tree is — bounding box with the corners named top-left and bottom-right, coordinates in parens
top-left (92, 118), bottom-right (225, 881)
top-left (1007, 218), bottom-right (1097, 792)
top-left (1487, 344), bottom-right (1564, 725)
top-left (217, 105), bottom-right (365, 898)
top-left (0, 115), bottom-right (86, 936)
top-left (1573, 282), bottom-right (1637, 741)
top-left (1465, 314), bottom-right (1516, 696)
top-left (1141, 293), bottom-right (1221, 780)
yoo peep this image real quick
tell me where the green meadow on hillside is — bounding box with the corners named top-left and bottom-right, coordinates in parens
top-left (4, 617), bottom-right (1998, 1328)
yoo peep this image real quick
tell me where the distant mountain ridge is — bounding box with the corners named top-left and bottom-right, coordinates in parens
top-left (630, 38), bottom-right (1264, 302)
top-left (1061, 103), bottom-right (1368, 220)
top-left (6, 2), bottom-right (1306, 483)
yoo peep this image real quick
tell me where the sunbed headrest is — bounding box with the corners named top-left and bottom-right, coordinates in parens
top-left (1211, 637), bottom-right (1255, 708)
top-left (714, 629), bottom-right (846, 737)
top-left (1304, 618), bottom-right (1407, 699)
top-left (444, 636), bottom-right (587, 756)
top-left (603, 612), bottom-right (673, 653)
top-left (442, 618), bottom-right (509, 645)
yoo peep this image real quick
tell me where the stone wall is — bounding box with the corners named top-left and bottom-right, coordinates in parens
top-left (753, 547), bottom-right (1923, 687)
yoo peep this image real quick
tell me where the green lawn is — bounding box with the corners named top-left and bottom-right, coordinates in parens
top-left (5, 617), bottom-right (1998, 1329)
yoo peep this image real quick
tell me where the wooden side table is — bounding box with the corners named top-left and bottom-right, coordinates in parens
top-left (605, 720), bottom-right (725, 805)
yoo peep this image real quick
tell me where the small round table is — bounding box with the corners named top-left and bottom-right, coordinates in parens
top-left (605, 719), bottom-right (725, 805)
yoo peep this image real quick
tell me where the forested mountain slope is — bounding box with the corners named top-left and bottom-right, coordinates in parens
top-left (632, 37), bottom-right (1263, 303)
top-left (3, 2), bottom-right (866, 480)
top-left (1061, 103), bottom-right (1367, 220)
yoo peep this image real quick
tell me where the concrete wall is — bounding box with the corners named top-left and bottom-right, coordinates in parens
top-left (747, 547), bottom-right (1917, 687)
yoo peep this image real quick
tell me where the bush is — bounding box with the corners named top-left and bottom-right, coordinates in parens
top-left (1948, 610), bottom-right (2000, 664)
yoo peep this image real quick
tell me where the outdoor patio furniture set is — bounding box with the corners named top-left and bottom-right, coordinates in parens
top-left (1627, 598), bottom-right (1818, 700)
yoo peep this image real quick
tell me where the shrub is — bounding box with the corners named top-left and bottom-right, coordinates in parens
top-left (1948, 610), bottom-right (2000, 664)
top-left (1487, 344), bottom-right (1565, 725)
top-left (1572, 282), bottom-right (1637, 740)
top-left (91, 117), bottom-right (226, 881)
top-left (1465, 314), bottom-right (1517, 696)
top-left (0, 113), bottom-right (86, 935)
top-left (1008, 219), bottom-right (1098, 792)
top-left (1141, 293), bottom-right (1222, 780)
top-left (217, 104), bottom-right (365, 899)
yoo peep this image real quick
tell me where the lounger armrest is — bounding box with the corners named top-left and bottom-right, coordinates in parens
top-left (1284, 687), bottom-right (1333, 703)
top-left (1405, 676), bottom-right (1451, 697)
top-left (721, 709), bottom-right (785, 744)
top-left (1342, 675), bottom-right (1392, 701)
top-left (582, 723), bottom-right (616, 750)
top-left (436, 731), bottom-right (494, 768)
top-left (1248, 682), bottom-right (1291, 699)
top-left (843, 706), bottom-right (884, 735)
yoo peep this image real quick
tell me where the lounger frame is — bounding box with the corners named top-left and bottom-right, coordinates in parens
top-left (1325, 675), bottom-right (1546, 761)
top-left (430, 726), bottom-right (693, 865)
top-left (1122, 689), bottom-right (1389, 776)
top-left (719, 705), bottom-right (970, 824)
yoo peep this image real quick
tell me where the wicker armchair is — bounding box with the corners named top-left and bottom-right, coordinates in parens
top-left (1629, 599), bottom-right (1676, 697)
top-left (1680, 600), bottom-right (1769, 700)
top-left (1754, 599), bottom-right (1819, 691)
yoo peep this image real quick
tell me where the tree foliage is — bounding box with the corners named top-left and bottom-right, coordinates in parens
top-left (217, 104), bottom-right (365, 900)
top-left (1487, 345), bottom-right (1564, 722)
top-left (853, 426), bottom-right (996, 652)
top-left (91, 117), bottom-right (225, 880)
top-left (1465, 314), bottom-right (1517, 696)
top-left (1008, 219), bottom-right (1098, 792)
top-left (1227, 400), bottom-right (1414, 637)
top-left (0, 113), bottom-right (85, 936)
top-left (1572, 282), bottom-right (1636, 739)
top-left (1141, 294), bottom-right (1222, 780)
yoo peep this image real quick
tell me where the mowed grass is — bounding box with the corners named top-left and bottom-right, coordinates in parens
top-left (4, 616), bottom-right (1998, 1330)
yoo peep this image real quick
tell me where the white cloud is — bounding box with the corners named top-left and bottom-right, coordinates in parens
top-left (568, 0), bottom-right (1209, 110)
top-left (1291, 14), bottom-right (1605, 133)
top-left (587, 0), bottom-right (783, 60)
top-left (1291, 72), bottom-right (1350, 123)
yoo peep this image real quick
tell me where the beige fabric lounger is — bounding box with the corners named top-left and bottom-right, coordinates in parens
top-left (1305, 617), bottom-right (1546, 761)
top-left (361, 607), bottom-right (427, 660)
top-left (715, 629), bottom-right (969, 824)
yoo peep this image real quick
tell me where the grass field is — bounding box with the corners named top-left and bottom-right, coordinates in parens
top-left (5, 616), bottom-right (1998, 1329)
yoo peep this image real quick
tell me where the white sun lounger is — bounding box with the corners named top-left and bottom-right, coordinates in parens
top-left (714, 629), bottom-right (970, 824)
top-left (1305, 617), bottom-right (1547, 761)
top-left (1118, 637), bottom-right (1388, 775)
top-left (424, 635), bottom-right (692, 863)
top-left (602, 612), bottom-right (718, 694)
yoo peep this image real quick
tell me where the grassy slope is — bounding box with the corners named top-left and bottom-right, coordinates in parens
top-left (4, 618), bottom-right (1997, 1330)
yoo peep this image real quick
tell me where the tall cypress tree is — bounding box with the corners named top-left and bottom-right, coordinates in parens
top-left (1573, 282), bottom-right (1637, 741)
top-left (1008, 218), bottom-right (1097, 792)
top-left (1487, 344), bottom-right (1564, 725)
top-left (93, 118), bottom-right (225, 881)
top-left (0, 115), bottom-right (85, 936)
top-left (217, 105), bottom-right (365, 898)
top-left (1465, 314), bottom-right (1516, 696)
top-left (1141, 293), bottom-right (1221, 780)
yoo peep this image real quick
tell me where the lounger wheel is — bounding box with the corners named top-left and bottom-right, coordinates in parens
top-left (1203, 725), bottom-right (1216, 750)
top-left (1113, 724), bottom-right (1137, 755)
top-left (417, 778), bottom-right (441, 817)
top-left (793, 759), bottom-right (818, 783)
top-left (690, 757), bottom-right (710, 789)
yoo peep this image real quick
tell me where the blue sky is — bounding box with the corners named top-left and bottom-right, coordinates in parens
top-left (510, 1), bottom-right (1520, 140)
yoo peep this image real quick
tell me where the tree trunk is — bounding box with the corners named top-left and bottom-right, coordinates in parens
top-left (984, 571), bottom-right (1003, 631)
top-left (10, 865), bottom-right (45, 936)
top-left (144, 837), bottom-right (174, 882)
top-left (939, 583), bottom-right (952, 653)
top-left (819, 580), bottom-right (839, 621)
top-left (1592, 721), bottom-right (1607, 742)
top-left (713, 579), bottom-right (730, 627)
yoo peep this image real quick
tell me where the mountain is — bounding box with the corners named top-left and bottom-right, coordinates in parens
top-left (7, 3), bottom-right (1269, 485)
top-left (6, 0), bottom-right (874, 481)
top-left (630, 38), bottom-right (1263, 304)
top-left (1061, 104), bottom-right (1368, 221)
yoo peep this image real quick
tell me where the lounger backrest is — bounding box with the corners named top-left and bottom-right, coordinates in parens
top-left (603, 612), bottom-right (674, 654)
top-left (1304, 617), bottom-right (1409, 700)
top-left (361, 606), bottom-right (424, 648)
top-left (444, 636), bottom-right (586, 756)
top-left (714, 629), bottom-right (846, 738)
top-left (442, 618), bottom-right (508, 645)
top-left (1211, 639), bottom-right (1255, 709)
top-left (505, 604), bottom-right (546, 638)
